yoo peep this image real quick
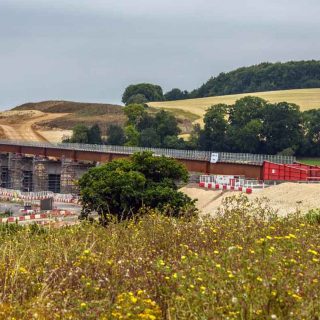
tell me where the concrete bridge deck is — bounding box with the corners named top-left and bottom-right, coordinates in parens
top-left (0, 140), bottom-right (295, 180)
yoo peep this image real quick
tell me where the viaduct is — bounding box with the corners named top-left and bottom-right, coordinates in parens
top-left (0, 140), bottom-right (295, 194)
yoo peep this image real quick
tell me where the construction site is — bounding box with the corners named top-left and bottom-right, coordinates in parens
top-left (0, 140), bottom-right (319, 224)
top-left (0, 153), bottom-right (94, 195)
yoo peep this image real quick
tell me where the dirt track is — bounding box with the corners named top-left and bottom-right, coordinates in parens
top-left (0, 111), bottom-right (69, 142)
top-left (181, 183), bottom-right (320, 216)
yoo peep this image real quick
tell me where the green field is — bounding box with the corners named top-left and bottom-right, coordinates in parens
top-left (149, 88), bottom-right (320, 125)
top-left (297, 158), bottom-right (320, 166)
top-left (0, 197), bottom-right (319, 319)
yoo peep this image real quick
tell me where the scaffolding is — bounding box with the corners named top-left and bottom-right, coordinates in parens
top-left (22, 170), bottom-right (33, 192)
top-left (61, 158), bottom-right (94, 195)
top-left (33, 157), bottom-right (48, 192)
top-left (0, 154), bottom-right (10, 188)
top-left (0, 153), bottom-right (93, 194)
top-left (61, 159), bottom-right (79, 194)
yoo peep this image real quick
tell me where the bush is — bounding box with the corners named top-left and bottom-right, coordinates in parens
top-left (305, 208), bottom-right (320, 224)
top-left (78, 152), bottom-right (196, 222)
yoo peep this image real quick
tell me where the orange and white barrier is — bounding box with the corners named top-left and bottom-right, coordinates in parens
top-left (198, 181), bottom-right (252, 194)
top-left (0, 187), bottom-right (80, 204)
top-left (199, 175), bottom-right (253, 194)
top-left (0, 213), bottom-right (47, 224)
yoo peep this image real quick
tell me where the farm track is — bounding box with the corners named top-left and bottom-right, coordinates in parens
top-left (0, 112), bottom-right (69, 142)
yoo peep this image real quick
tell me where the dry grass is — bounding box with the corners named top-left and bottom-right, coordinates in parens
top-left (8, 100), bottom-right (127, 136)
top-left (149, 88), bottom-right (320, 125)
top-left (0, 196), bottom-right (319, 319)
top-left (13, 100), bottom-right (123, 115)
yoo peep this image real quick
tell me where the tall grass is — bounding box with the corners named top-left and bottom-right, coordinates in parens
top-left (0, 196), bottom-right (319, 319)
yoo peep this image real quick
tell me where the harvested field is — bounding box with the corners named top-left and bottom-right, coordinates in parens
top-left (149, 88), bottom-right (320, 125)
top-left (181, 182), bottom-right (320, 216)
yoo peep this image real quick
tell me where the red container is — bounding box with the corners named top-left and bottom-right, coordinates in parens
top-left (291, 163), bottom-right (320, 181)
top-left (263, 161), bottom-right (308, 181)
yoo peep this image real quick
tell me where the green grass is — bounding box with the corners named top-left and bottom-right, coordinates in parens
top-left (0, 196), bottom-right (319, 319)
top-left (297, 158), bottom-right (320, 166)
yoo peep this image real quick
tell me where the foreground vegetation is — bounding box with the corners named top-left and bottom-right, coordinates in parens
top-left (0, 196), bottom-right (319, 319)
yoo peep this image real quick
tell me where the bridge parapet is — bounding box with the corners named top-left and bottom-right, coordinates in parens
top-left (0, 140), bottom-right (295, 165)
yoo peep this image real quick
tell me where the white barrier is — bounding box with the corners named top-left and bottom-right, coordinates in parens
top-left (0, 187), bottom-right (80, 204)
top-left (198, 175), bottom-right (269, 194)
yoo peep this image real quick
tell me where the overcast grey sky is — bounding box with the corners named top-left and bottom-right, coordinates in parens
top-left (0, 0), bottom-right (319, 108)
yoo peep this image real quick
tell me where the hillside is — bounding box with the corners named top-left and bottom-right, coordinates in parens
top-left (165, 60), bottom-right (320, 100)
top-left (0, 100), bottom-right (125, 142)
top-left (13, 100), bottom-right (124, 115)
top-left (149, 88), bottom-right (320, 125)
top-left (2, 100), bottom-right (194, 143)
top-left (13, 100), bottom-right (127, 133)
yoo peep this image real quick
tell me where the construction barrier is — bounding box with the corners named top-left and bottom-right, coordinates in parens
top-left (0, 187), bottom-right (80, 204)
top-left (0, 210), bottom-right (76, 224)
top-left (0, 213), bottom-right (47, 224)
top-left (199, 175), bottom-right (254, 194)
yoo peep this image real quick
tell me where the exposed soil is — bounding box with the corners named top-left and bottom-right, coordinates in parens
top-left (181, 182), bottom-right (320, 216)
top-left (0, 110), bottom-right (69, 142)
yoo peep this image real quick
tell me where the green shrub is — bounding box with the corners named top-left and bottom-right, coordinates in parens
top-left (305, 208), bottom-right (320, 224)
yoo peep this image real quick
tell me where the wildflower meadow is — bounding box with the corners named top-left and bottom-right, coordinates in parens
top-left (0, 195), bottom-right (319, 319)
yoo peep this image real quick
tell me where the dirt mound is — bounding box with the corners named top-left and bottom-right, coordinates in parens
top-left (247, 182), bottom-right (320, 216)
top-left (181, 183), bottom-right (320, 216)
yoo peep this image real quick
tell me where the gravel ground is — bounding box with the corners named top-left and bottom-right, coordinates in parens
top-left (181, 182), bottom-right (320, 216)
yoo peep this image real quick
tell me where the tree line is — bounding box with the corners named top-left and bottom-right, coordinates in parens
top-left (64, 97), bottom-right (320, 157)
top-left (195, 96), bottom-right (320, 156)
top-left (121, 61), bottom-right (320, 103)
top-left (64, 105), bottom-right (187, 149)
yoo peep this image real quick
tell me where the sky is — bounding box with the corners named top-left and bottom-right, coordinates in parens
top-left (0, 0), bottom-right (320, 109)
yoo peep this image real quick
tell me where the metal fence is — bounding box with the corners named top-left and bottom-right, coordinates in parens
top-left (0, 140), bottom-right (296, 165)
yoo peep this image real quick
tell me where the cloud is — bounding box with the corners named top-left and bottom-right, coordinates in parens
top-left (0, 0), bottom-right (319, 108)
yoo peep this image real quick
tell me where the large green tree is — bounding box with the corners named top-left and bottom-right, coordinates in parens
top-left (198, 104), bottom-right (229, 151)
top-left (88, 124), bottom-right (102, 145)
top-left (164, 88), bottom-right (189, 101)
top-left (67, 124), bottom-right (90, 144)
top-left (106, 125), bottom-right (126, 145)
top-left (227, 97), bottom-right (265, 153)
top-left (154, 110), bottom-right (181, 144)
top-left (262, 102), bottom-right (303, 154)
top-left (122, 83), bottom-right (164, 105)
top-left (299, 109), bottom-right (320, 156)
top-left (79, 152), bottom-right (196, 223)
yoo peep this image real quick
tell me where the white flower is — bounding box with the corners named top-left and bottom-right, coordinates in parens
top-left (231, 297), bottom-right (238, 304)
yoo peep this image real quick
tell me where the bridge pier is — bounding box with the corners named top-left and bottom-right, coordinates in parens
top-left (0, 153), bottom-right (94, 194)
